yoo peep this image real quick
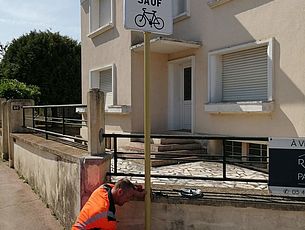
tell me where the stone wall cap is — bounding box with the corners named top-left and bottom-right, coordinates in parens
top-left (11, 133), bottom-right (89, 163)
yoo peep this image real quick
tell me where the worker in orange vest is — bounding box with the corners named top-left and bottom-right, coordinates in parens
top-left (72, 178), bottom-right (145, 230)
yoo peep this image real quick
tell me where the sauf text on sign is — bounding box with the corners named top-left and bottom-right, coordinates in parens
top-left (138, 0), bottom-right (163, 7)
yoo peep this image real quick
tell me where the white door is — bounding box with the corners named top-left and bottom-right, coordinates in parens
top-left (182, 65), bottom-right (192, 130)
top-left (168, 57), bottom-right (194, 132)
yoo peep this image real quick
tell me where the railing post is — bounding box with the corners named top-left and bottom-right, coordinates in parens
top-left (114, 137), bottom-right (117, 174)
top-left (87, 89), bottom-right (105, 156)
top-left (222, 139), bottom-right (227, 180)
top-left (0, 99), bottom-right (8, 160)
top-left (44, 107), bottom-right (48, 139)
top-left (62, 107), bottom-right (65, 135)
top-left (32, 108), bottom-right (35, 129)
top-left (6, 99), bottom-right (34, 167)
top-left (22, 108), bottom-right (25, 128)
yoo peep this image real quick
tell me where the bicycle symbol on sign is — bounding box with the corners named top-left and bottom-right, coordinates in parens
top-left (134, 8), bottom-right (165, 30)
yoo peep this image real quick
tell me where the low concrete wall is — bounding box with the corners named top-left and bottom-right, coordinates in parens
top-left (7, 99), bottom-right (34, 167)
top-left (9, 134), bottom-right (305, 230)
top-left (12, 133), bottom-right (111, 229)
top-left (117, 198), bottom-right (305, 230)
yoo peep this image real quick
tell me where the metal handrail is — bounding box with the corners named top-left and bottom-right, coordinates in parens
top-left (25, 127), bottom-right (87, 142)
top-left (23, 104), bottom-right (87, 108)
top-left (22, 104), bottom-right (88, 148)
top-left (103, 133), bottom-right (268, 141)
top-left (104, 133), bottom-right (269, 183)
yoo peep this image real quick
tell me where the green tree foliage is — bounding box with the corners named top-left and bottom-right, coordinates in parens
top-left (0, 30), bottom-right (81, 105)
top-left (0, 79), bottom-right (40, 101)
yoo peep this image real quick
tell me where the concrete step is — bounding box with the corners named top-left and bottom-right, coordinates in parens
top-left (152, 149), bottom-right (206, 158)
top-left (159, 138), bottom-right (196, 145)
top-left (125, 142), bottom-right (203, 152)
top-left (116, 149), bottom-right (206, 168)
top-left (120, 138), bottom-right (207, 167)
top-left (116, 150), bottom-right (206, 160)
top-left (131, 137), bottom-right (197, 145)
top-left (151, 156), bottom-right (204, 167)
top-left (154, 143), bottom-right (202, 152)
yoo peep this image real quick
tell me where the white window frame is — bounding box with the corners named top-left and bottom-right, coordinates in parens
top-left (205, 38), bottom-right (274, 113)
top-left (172, 0), bottom-right (190, 23)
top-left (88, 0), bottom-right (114, 38)
top-left (89, 64), bottom-right (116, 108)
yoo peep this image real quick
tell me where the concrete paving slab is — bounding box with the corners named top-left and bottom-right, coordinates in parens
top-left (111, 158), bottom-right (269, 190)
top-left (0, 161), bottom-right (63, 230)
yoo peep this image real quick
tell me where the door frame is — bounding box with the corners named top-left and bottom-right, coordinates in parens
top-left (168, 56), bottom-right (195, 133)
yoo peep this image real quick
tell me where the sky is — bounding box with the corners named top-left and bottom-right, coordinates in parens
top-left (0, 0), bottom-right (80, 44)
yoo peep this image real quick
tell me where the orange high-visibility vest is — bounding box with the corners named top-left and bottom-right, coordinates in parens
top-left (72, 184), bottom-right (117, 230)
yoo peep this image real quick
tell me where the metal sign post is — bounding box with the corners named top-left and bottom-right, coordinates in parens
top-left (123, 1), bottom-right (172, 229)
top-left (144, 31), bottom-right (151, 230)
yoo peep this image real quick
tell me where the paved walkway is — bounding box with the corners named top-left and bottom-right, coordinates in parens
top-left (111, 159), bottom-right (269, 190)
top-left (0, 161), bottom-right (63, 230)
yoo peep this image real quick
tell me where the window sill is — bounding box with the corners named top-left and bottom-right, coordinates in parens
top-left (173, 12), bottom-right (190, 23)
top-left (75, 105), bottom-right (131, 115)
top-left (207, 0), bottom-right (233, 9)
top-left (105, 105), bottom-right (131, 114)
top-left (204, 101), bottom-right (274, 114)
top-left (87, 23), bottom-right (114, 39)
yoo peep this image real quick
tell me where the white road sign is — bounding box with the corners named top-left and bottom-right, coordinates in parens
top-left (124, 0), bottom-right (173, 35)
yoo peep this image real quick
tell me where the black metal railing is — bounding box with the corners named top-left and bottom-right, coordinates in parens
top-left (103, 133), bottom-right (269, 184)
top-left (22, 104), bottom-right (88, 148)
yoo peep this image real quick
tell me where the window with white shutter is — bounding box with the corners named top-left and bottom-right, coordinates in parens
top-left (172, 0), bottom-right (190, 20)
top-left (99, 68), bottom-right (113, 107)
top-left (89, 64), bottom-right (115, 109)
top-left (206, 39), bottom-right (274, 113)
top-left (89, 0), bottom-right (114, 37)
top-left (222, 46), bottom-right (268, 102)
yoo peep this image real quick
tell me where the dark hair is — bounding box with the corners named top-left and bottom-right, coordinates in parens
top-left (114, 178), bottom-right (135, 191)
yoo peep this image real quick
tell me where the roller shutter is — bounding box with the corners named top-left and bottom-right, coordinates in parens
top-left (222, 46), bottom-right (268, 102)
top-left (99, 68), bottom-right (113, 106)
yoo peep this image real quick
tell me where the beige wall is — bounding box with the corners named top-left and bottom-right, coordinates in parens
top-left (105, 113), bottom-right (131, 132)
top-left (178, 0), bottom-right (304, 138)
top-left (81, 0), bottom-right (305, 137)
top-left (81, 0), bottom-right (133, 133)
top-left (13, 139), bottom-right (80, 229)
top-left (81, 0), bottom-right (132, 105)
top-left (81, 0), bottom-right (169, 134)
top-left (168, 0), bottom-right (305, 137)
top-left (117, 200), bottom-right (305, 230)
top-left (131, 52), bottom-right (169, 133)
